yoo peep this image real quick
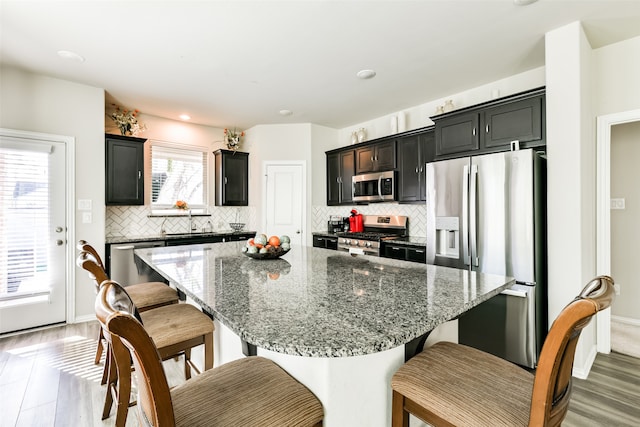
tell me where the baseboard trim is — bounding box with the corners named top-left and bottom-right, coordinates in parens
top-left (611, 315), bottom-right (640, 327)
top-left (572, 344), bottom-right (597, 380)
top-left (73, 314), bottom-right (97, 324)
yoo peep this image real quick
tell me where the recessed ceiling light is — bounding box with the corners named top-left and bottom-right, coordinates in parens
top-left (513, 0), bottom-right (538, 5)
top-left (279, 109), bottom-right (293, 116)
top-left (57, 50), bottom-right (85, 62)
top-left (179, 114), bottom-right (191, 121)
top-left (356, 69), bottom-right (376, 80)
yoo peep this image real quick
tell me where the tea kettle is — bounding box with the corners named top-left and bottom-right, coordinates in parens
top-left (349, 209), bottom-right (364, 233)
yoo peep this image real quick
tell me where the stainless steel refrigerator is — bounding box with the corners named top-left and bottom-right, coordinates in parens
top-left (425, 148), bottom-right (547, 368)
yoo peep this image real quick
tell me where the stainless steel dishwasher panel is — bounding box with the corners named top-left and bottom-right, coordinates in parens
top-left (458, 283), bottom-right (537, 368)
top-left (110, 241), bottom-right (166, 286)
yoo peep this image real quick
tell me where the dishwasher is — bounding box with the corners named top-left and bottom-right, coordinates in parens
top-left (109, 240), bottom-right (167, 286)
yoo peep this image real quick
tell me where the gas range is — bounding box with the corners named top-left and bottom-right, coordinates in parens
top-left (337, 215), bottom-right (408, 256)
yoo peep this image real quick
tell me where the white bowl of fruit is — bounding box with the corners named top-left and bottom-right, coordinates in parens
top-left (241, 233), bottom-right (291, 259)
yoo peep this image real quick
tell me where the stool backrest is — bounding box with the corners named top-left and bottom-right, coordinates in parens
top-left (77, 240), bottom-right (105, 269)
top-left (529, 275), bottom-right (615, 426)
top-left (76, 250), bottom-right (109, 291)
top-left (95, 280), bottom-right (170, 425)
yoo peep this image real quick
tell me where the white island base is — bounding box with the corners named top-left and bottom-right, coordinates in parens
top-left (211, 316), bottom-right (456, 427)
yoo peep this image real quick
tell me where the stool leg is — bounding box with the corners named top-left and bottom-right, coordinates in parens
top-left (204, 333), bottom-right (214, 371)
top-left (95, 328), bottom-right (104, 364)
top-left (101, 341), bottom-right (111, 385)
top-left (184, 348), bottom-right (192, 380)
top-left (392, 390), bottom-right (409, 427)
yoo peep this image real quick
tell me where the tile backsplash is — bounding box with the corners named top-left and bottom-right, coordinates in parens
top-left (106, 203), bottom-right (426, 239)
top-left (106, 206), bottom-right (256, 238)
top-left (312, 204), bottom-right (426, 237)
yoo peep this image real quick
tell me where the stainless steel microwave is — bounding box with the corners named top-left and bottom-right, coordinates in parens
top-left (352, 171), bottom-right (395, 202)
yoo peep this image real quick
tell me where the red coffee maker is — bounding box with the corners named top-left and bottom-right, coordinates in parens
top-left (349, 209), bottom-right (364, 233)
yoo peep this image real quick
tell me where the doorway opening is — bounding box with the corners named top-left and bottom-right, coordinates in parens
top-left (596, 109), bottom-right (640, 354)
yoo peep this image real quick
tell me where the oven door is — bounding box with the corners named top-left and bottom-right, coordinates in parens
top-left (352, 171), bottom-right (395, 202)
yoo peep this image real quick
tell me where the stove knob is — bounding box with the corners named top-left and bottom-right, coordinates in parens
top-left (344, 239), bottom-right (350, 245)
top-left (354, 240), bottom-right (359, 246)
top-left (365, 242), bottom-right (372, 248)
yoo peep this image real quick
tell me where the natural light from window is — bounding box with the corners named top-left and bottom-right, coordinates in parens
top-left (151, 143), bottom-right (207, 212)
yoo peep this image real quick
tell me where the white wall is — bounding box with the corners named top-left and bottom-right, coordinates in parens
top-left (593, 35), bottom-right (640, 117)
top-left (0, 64), bottom-right (105, 320)
top-left (243, 123), bottom-right (313, 241)
top-left (338, 67), bottom-right (546, 146)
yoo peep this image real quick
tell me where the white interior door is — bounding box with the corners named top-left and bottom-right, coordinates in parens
top-left (0, 135), bottom-right (67, 333)
top-left (264, 163), bottom-right (305, 247)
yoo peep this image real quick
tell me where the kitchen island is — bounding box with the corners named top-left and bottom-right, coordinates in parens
top-left (135, 242), bottom-right (514, 426)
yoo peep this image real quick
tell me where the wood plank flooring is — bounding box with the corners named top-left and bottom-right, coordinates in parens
top-left (1, 321), bottom-right (639, 426)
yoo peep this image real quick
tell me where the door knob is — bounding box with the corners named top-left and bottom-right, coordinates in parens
top-left (56, 239), bottom-right (64, 246)
top-left (296, 230), bottom-right (301, 234)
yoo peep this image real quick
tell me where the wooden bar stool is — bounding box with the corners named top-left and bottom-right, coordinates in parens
top-left (76, 240), bottom-right (179, 364)
top-left (96, 279), bottom-right (324, 427)
top-left (78, 251), bottom-right (214, 427)
top-left (391, 276), bottom-right (615, 427)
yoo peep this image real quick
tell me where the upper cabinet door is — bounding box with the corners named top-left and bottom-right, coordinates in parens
top-left (214, 149), bottom-right (249, 206)
top-left (397, 135), bottom-right (421, 202)
top-left (355, 145), bottom-right (375, 174)
top-left (482, 96), bottom-right (543, 149)
top-left (355, 139), bottom-right (396, 174)
top-left (435, 112), bottom-right (479, 157)
top-left (105, 134), bottom-right (146, 205)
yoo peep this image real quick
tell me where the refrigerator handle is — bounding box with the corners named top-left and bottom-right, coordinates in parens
top-left (462, 165), bottom-right (470, 265)
top-left (470, 164), bottom-right (479, 267)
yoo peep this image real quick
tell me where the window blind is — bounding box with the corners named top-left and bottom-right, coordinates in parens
top-left (0, 146), bottom-right (50, 295)
top-left (150, 144), bottom-right (207, 207)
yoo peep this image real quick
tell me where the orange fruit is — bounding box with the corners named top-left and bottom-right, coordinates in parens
top-left (248, 238), bottom-right (255, 246)
top-left (268, 236), bottom-right (280, 247)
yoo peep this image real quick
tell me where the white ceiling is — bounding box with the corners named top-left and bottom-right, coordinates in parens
top-left (2, 0), bottom-right (640, 130)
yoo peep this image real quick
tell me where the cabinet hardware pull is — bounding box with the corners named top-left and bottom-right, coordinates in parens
top-left (370, 156), bottom-right (374, 162)
top-left (224, 177), bottom-right (228, 185)
top-left (415, 250), bottom-right (425, 253)
top-left (472, 127), bottom-right (476, 136)
top-left (415, 166), bottom-right (419, 173)
top-left (138, 170), bottom-right (141, 179)
top-left (486, 124), bottom-right (490, 133)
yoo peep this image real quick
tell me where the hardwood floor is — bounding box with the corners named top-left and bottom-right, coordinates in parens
top-left (1, 321), bottom-right (639, 426)
top-left (0, 321), bottom-right (194, 427)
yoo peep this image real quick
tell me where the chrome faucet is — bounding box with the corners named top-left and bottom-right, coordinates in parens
top-left (203, 220), bottom-right (213, 233)
top-left (160, 217), bottom-right (169, 235)
top-left (188, 210), bottom-right (197, 233)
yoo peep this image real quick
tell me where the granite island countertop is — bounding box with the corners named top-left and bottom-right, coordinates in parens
top-left (135, 242), bottom-right (513, 358)
top-left (106, 230), bottom-right (256, 244)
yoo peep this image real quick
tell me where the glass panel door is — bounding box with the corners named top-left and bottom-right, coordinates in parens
top-left (0, 136), bottom-right (66, 333)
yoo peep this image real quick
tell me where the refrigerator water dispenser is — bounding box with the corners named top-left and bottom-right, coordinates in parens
top-left (435, 216), bottom-right (459, 258)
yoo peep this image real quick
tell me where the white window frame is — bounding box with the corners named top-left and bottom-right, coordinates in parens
top-left (149, 140), bottom-right (209, 215)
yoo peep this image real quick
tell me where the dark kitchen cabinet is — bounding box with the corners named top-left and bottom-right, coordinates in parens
top-left (482, 96), bottom-right (543, 149)
top-left (383, 242), bottom-right (426, 264)
top-left (433, 88), bottom-right (545, 160)
top-left (355, 139), bottom-right (395, 174)
top-left (397, 129), bottom-right (434, 202)
top-left (105, 134), bottom-right (146, 205)
top-left (214, 149), bottom-right (248, 206)
top-left (327, 149), bottom-right (355, 205)
top-left (434, 112), bottom-right (479, 157)
top-left (312, 234), bottom-right (338, 250)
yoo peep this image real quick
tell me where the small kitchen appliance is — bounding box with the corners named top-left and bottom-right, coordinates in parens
top-left (328, 215), bottom-right (344, 233)
top-left (337, 215), bottom-right (408, 256)
top-left (348, 209), bottom-right (364, 233)
top-left (352, 170), bottom-right (395, 202)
